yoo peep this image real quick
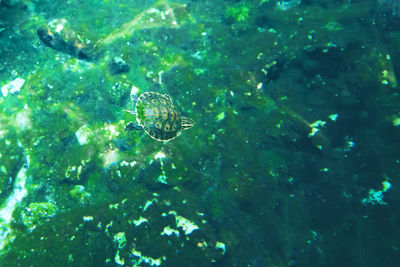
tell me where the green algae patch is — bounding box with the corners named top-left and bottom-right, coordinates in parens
top-left (0, 127), bottom-right (24, 203)
top-left (2, 187), bottom-right (224, 266)
top-left (70, 185), bottom-right (92, 204)
top-left (2, 0), bottom-right (398, 266)
top-left (21, 202), bottom-right (58, 232)
top-left (226, 3), bottom-right (250, 23)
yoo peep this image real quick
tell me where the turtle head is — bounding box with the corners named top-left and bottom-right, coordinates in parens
top-left (181, 117), bottom-right (194, 130)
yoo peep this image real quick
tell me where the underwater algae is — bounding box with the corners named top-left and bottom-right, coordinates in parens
top-left (0, 1), bottom-right (227, 266)
top-left (1, 0), bottom-right (400, 266)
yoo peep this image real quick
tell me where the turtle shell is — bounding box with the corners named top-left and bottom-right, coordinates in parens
top-left (135, 92), bottom-right (182, 141)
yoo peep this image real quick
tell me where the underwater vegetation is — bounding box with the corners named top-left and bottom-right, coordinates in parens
top-left (0, 0), bottom-right (400, 266)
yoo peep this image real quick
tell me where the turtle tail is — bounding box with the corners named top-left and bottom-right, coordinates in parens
top-left (181, 117), bottom-right (194, 130)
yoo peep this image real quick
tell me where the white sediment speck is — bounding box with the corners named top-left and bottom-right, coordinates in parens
top-left (346, 141), bottom-right (355, 149)
top-left (309, 120), bottom-right (326, 137)
top-left (103, 124), bottom-right (119, 140)
top-left (176, 215), bottom-right (199, 235)
top-left (114, 251), bottom-right (124, 266)
top-left (157, 174), bottom-right (167, 184)
top-left (120, 160), bottom-right (137, 167)
top-left (0, 155), bottom-right (29, 251)
top-left (15, 107), bottom-right (32, 130)
top-left (113, 232), bottom-right (127, 249)
top-left (216, 112), bottom-right (225, 121)
top-left (55, 23), bottom-right (64, 33)
top-left (143, 198), bottom-right (157, 211)
top-left (168, 211), bottom-right (199, 235)
top-left (328, 114), bottom-right (338, 121)
top-left (102, 148), bottom-right (119, 167)
top-left (131, 247), bottom-right (165, 266)
top-left (83, 216), bottom-right (94, 222)
top-left (216, 242), bottom-right (226, 255)
top-left (75, 125), bottom-right (92, 145)
top-left (1, 78), bottom-right (25, 97)
top-left (191, 51), bottom-right (203, 60)
top-left (49, 18), bottom-right (67, 33)
top-left (382, 180), bottom-right (391, 191)
top-left (161, 225), bottom-right (180, 236)
top-left (309, 120), bottom-right (326, 128)
top-left (361, 177), bottom-right (391, 205)
top-left (393, 116), bottom-right (400, 126)
top-left (154, 151), bottom-right (166, 159)
top-left (309, 127), bottom-right (319, 137)
top-left (132, 217), bottom-right (148, 226)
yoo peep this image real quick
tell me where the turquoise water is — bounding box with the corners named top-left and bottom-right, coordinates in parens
top-left (0, 0), bottom-right (400, 266)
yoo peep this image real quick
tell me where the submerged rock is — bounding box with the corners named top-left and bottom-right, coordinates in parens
top-left (37, 18), bottom-right (94, 60)
top-left (109, 56), bottom-right (129, 75)
top-left (1, 78), bottom-right (25, 97)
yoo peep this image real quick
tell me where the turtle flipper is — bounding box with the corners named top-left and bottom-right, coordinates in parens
top-left (125, 122), bottom-right (143, 131)
top-left (181, 117), bottom-right (194, 130)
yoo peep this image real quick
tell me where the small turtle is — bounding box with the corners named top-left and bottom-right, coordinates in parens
top-left (125, 91), bottom-right (194, 141)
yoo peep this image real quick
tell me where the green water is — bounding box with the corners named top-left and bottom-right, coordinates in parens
top-left (0, 0), bottom-right (400, 266)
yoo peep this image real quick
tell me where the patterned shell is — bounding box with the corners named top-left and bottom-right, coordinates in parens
top-left (135, 92), bottom-right (182, 141)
